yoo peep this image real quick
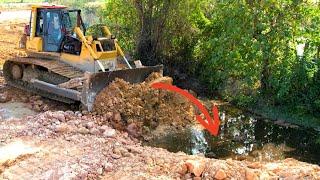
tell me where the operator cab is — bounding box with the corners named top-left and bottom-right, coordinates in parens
top-left (23, 5), bottom-right (119, 73)
top-left (26, 5), bottom-right (85, 54)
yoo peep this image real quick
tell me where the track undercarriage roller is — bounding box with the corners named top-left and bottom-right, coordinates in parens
top-left (3, 60), bottom-right (77, 104)
top-left (11, 63), bottom-right (23, 80)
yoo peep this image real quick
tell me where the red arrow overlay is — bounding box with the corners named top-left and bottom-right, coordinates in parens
top-left (151, 82), bottom-right (220, 136)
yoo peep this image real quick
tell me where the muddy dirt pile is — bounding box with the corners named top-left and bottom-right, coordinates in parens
top-left (0, 24), bottom-right (26, 65)
top-left (93, 73), bottom-right (195, 137)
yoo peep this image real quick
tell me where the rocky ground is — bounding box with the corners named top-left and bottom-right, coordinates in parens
top-left (0, 10), bottom-right (319, 180)
top-left (1, 111), bottom-right (319, 179)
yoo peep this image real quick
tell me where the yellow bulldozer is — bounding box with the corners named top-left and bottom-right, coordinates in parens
top-left (4, 5), bottom-right (162, 110)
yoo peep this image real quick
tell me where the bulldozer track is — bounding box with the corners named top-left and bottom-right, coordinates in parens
top-left (9, 57), bottom-right (84, 79)
top-left (3, 58), bottom-right (82, 104)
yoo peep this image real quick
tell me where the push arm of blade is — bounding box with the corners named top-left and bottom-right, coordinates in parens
top-left (58, 77), bottom-right (86, 89)
top-left (102, 26), bottom-right (112, 37)
top-left (74, 27), bottom-right (99, 59)
top-left (98, 43), bottom-right (104, 52)
top-left (115, 43), bottom-right (132, 69)
top-left (102, 26), bottom-right (132, 69)
top-left (96, 60), bottom-right (106, 72)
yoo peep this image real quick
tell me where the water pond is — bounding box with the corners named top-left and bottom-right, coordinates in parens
top-left (146, 105), bottom-right (320, 165)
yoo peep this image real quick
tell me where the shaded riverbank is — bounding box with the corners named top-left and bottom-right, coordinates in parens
top-left (145, 105), bottom-right (320, 165)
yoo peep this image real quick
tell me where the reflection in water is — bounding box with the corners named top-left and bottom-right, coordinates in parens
top-left (145, 105), bottom-right (320, 164)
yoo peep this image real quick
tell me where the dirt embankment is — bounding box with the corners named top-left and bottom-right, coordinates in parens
top-left (0, 23), bottom-right (26, 67)
top-left (0, 110), bottom-right (319, 179)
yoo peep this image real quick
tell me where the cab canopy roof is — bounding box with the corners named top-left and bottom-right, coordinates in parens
top-left (31, 4), bottom-right (66, 9)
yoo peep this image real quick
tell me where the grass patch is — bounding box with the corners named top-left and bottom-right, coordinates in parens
top-left (249, 103), bottom-right (320, 129)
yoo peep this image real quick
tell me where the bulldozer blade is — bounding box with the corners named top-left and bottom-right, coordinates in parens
top-left (81, 65), bottom-right (163, 111)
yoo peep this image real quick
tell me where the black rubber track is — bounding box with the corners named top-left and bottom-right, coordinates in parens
top-left (3, 60), bottom-right (76, 104)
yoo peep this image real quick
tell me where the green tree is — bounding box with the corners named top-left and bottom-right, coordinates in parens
top-left (101, 0), bottom-right (320, 116)
top-left (196, 0), bottom-right (320, 108)
top-left (102, 0), bottom-right (202, 68)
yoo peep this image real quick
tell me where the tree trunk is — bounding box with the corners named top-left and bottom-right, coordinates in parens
top-left (317, 45), bottom-right (320, 60)
top-left (261, 56), bottom-right (270, 94)
top-left (134, 0), bottom-right (172, 66)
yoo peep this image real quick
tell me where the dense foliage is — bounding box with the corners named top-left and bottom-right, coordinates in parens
top-left (100, 0), bottom-right (320, 115)
top-left (47, 0), bottom-right (320, 119)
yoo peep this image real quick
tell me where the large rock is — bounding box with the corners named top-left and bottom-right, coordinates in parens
top-left (148, 76), bottom-right (173, 85)
top-left (126, 123), bottom-right (141, 138)
top-left (248, 162), bottom-right (262, 169)
top-left (214, 169), bottom-right (227, 180)
top-left (52, 112), bottom-right (66, 122)
top-left (245, 169), bottom-right (258, 180)
top-left (54, 123), bottom-right (70, 133)
top-left (185, 159), bottom-right (206, 177)
top-left (103, 128), bottom-right (116, 138)
top-left (0, 93), bottom-right (10, 103)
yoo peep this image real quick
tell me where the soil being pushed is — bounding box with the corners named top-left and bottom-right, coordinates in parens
top-left (93, 73), bottom-right (195, 137)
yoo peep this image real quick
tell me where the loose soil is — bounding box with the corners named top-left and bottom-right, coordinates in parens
top-left (93, 74), bottom-right (195, 138)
